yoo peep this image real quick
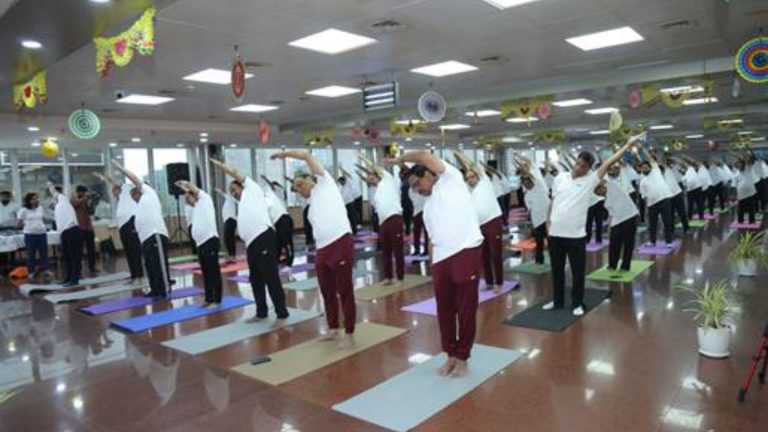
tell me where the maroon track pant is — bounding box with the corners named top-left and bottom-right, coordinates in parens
top-left (379, 215), bottom-right (405, 281)
top-left (315, 234), bottom-right (356, 334)
top-left (480, 216), bottom-right (504, 286)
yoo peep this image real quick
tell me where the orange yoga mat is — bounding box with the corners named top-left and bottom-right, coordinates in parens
top-left (194, 261), bottom-right (249, 275)
top-left (509, 238), bottom-right (546, 251)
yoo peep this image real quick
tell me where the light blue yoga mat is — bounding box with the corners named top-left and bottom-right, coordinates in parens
top-left (333, 344), bottom-right (524, 432)
top-left (110, 296), bottom-right (252, 333)
top-left (283, 269), bottom-right (377, 291)
top-left (161, 308), bottom-right (322, 355)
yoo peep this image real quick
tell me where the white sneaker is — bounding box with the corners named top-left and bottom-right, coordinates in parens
top-left (572, 306), bottom-right (585, 316)
top-left (542, 301), bottom-right (555, 311)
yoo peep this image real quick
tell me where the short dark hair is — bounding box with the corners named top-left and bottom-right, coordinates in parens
top-left (577, 152), bottom-right (595, 168)
top-left (640, 161), bottom-right (651, 168)
top-left (76, 185), bottom-right (87, 193)
top-left (54, 186), bottom-right (63, 193)
top-left (0, 190), bottom-right (10, 196)
top-left (230, 180), bottom-right (243, 189)
top-left (409, 164), bottom-right (435, 178)
top-left (23, 193), bottom-right (37, 209)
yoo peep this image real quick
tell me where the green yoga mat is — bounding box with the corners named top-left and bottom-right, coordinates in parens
top-left (586, 260), bottom-right (654, 283)
top-left (168, 255), bottom-right (196, 264)
top-left (509, 262), bottom-right (550, 275)
top-left (680, 220), bottom-right (708, 229)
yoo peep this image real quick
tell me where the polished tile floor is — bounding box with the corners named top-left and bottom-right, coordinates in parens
top-left (1, 210), bottom-right (767, 432)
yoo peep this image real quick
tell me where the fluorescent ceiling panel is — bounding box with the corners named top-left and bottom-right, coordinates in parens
top-left (230, 104), bottom-right (279, 113)
top-left (566, 26), bottom-right (644, 51)
top-left (552, 98), bottom-right (593, 107)
top-left (288, 28), bottom-right (377, 55)
top-left (585, 107), bottom-right (618, 115)
top-left (650, 125), bottom-right (674, 130)
top-left (439, 124), bottom-right (471, 130)
top-left (465, 109), bottom-right (501, 117)
top-left (590, 130), bottom-right (611, 135)
top-left (682, 97), bottom-right (718, 105)
top-left (481, 0), bottom-right (541, 9)
top-left (685, 134), bottom-right (704, 139)
top-left (411, 60), bottom-right (478, 77)
top-left (306, 85), bottom-right (361, 98)
top-left (183, 68), bottom-right (253, 85)
top-left (506, 116), bottom-right (539, 123)
top-left (116, 94), bottom-right (175, 105)
top-left (660, 85), bottom-right (704, 94)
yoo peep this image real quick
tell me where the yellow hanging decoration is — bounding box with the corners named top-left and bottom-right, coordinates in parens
top-left (635, 80), bottom-right (714, 109)
top-left (478, 136), bottom-right (503, 147)
top-left (703, 117), bottom-right (745, 131)
top-left (303, 127), bottom-right (335, 146)
top-left (533, 129), bottom-right (565, 143)
top-left (94, 7), bottom-right (156, 78)
top-left (12, 71), bottom-right (47, 111)
top-left (611, 124), bottom-right (646, 143)
top-left (662, 137), bottom-right (689, 151)
top-left (500, 97), bottom-right (552, 121)
top-left (389, 120), bottom-right (427, 136)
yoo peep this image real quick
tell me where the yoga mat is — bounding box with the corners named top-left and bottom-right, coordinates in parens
top-left (45, 282), bottom-right (149, 304)
top-left (510, 239), bottom-right (537, 251)
top-left (355, 274), bottom-right (433, 301)
top-left (405, 255), bottom-right (430, 265)
top-left (111, 296), bottom-right (252, 333)
top-left (401, 280), bottom-right (519, 316)
top-left (636, 239), bottom-right (682, 256)
top-left (194, 261), bottom-right (249, 275)
top-left (333, 344), bottom-right (523, 432)
top-left (731, 221), bottom-right (762, 230)
top-left (231, 322), bottom-right (407, 385)
top-left (283, 269), bottom-right (378, 291)
top-left (509, 262), bottom-right (550, 275)
top-left (19, 272), bottom-right (131, 296)
top-left (586, 260), bottom-right (654, 283)
top-left (586, 240), bottom-right (609, 252)
top-left (168, 255), bottom-right (197, 264)
top-left (680, 220), bottom-right (708, 229)
top-left (355, 235), bottom-right (379, 243)
top-left (715, 208), bottom-right (732, 214)
top-left (79, 287), bottom-right (203, 315)
top-left (355, 249), bottom-right (380, 261)
top-left (228, 262), bottom-right (318, 284)
top-left (692, 213), bottom-right (717, 221)
top-left (356, 230), bottom-right (377, 236)
top-left (162, 308), bottom-right (322, 355)
top-left (503, 288), bottom-right (610, 332)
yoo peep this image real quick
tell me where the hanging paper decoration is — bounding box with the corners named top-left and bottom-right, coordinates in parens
top-left (533, 129), bottom-right (566, 143)
top-left (12, 71), bottom-right (48, 110)
top-left (500, 97), bottom-right (552, 121)
top-left (259, 119), bottom-right (270, 144)
top-left (662, 138), bottom-right (688, 151)
top-left (365, 127), bottom-right (380, 143)
top-left (610, 124), bottom-right (646, 143)
top-left (731, 133), bottom-right (752, 150)
top-left (41, 139), bottom-right (59, 159)
top-left (631, 80), bottom-right (714, 109)
top-left (609, 111), bottom-right (623, 132)
top-left (303, 127), bottom-right (334, 146)
top-left (351, 127), bottom-right (364, 140)
top-left (68, 108), bottom-right (102, 140)
top-left (537, 102), bottom-right (552, 120)
top-left (232, 53), bottom-right (246, 100)
top-left (735, 36), bottom-right (768, 84)
top-left (389, 120), bottom-right (427, 136)
top-left (387, 142), bottom-right (400, 157)
top-left (707, 140), bottom-right (719, 151)
top-left (703, 117), bottom-right (745, 131)
top-left (477, 136), bottom-right (503, 147)
top-left (94, 7), bottom-right (156, 78)
top-left (628, 90), bottom-right (642, 109)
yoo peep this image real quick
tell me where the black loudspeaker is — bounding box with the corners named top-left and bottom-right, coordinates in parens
top-left (166, 163), bottom-right (190, 196)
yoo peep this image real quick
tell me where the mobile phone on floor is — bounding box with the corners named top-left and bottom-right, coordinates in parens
top-left (250, 356), bottom-right (272, 365)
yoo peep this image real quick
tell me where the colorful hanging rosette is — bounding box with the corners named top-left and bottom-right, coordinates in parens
top-left (389, 119), bottom-right (427, 136)
top-left (500, 97), bottom-right (552, 123)
top-left (735, 36), bottom-right (768, 84)
top-left (12, 71), bottom-right (47, 110)
top-left (94, 7), bottom-right (156, 78)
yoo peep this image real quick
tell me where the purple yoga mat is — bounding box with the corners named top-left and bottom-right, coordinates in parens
top-left (731, 221), bottom-right (761, 230)
top-left (78, 287), bottom-right (203, 315)
top-left (693, 213), bottom-right (717, 221)
top-left (586, 240), bottom-right (609, 252)
top-left (170, 256), bottom-right (246, 272)
top-left (636, 239), bottom-right (682, 255)
top-left (405, 255), bottom-right (430, 265)
top-left (228, 262), bottom-right (316, 283)
top-left (400, 280), bottom-right (519, 316)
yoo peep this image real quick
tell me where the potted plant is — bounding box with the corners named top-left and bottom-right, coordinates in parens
top-left (679, 279), bottom-right (733, 358)
top-left (728, 231), bottom-right (766, 277)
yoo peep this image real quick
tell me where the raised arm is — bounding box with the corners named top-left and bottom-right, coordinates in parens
top-left (111, 159), bottom-right (142, 188)
top-left (213, 187), bottom-right (227, 198)
top-left (453, 151), bottom-right (479, 176)
top-left (356, 152), bottom-right (384, 177)
top-left (92, 172), bottom-right (117, 188)
top-left (596, 133), bottom-right (644, 179)
top-left (175, 180), bottom-right (199, 197)
top-left (271, 151), bottom-right (325, 177)
top-left (209, 158), bottom-right (245, 184)
top-left (387, 150), bottom-right (445, 175)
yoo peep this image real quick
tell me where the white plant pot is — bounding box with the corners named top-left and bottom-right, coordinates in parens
top-left (737, 259), bottom-right (757, 277)
top-left (697, 326), bottom-right (731, 358)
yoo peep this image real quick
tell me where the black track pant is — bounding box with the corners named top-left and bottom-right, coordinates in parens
top-left (142, 234), bottom-right (171, 297)
top-left (246, 229), bottom-right (289, 319)
top-left (119, 217), bottom-right (144, 279)
top-left (608, 216), bottom-right (637, 271)
top-left (197, 237), bottom-right (223, 303)
top-left (275, 214), bottom-right (295, 267)
top-left (224, 218), bottom-right (237, 257)
top-left (549, 236), bottom-right (586, 309)
top-left (61, 226), bottom-right (83, 284)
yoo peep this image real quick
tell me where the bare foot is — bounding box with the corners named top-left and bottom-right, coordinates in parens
top-left (337, 333), bottom-right (355, 349)
top-left (318, 329), bottom-right (339, 341)
top-left (493, 285), bottom-right (502, 295)
top-left (381, 279), bottom-right (394, 286)
top-left (206, 303), bottom-right (221, 309)
top-left (438, 357), bottom-right (457, 376)
top-left (200, 302), bottom-right (212, 308)
top-left (272, 318), bottom-right (287, 329)
top-left (245, 315), bottom-right (265, 323)
top-left (450, 360), bottom-right (469, 378)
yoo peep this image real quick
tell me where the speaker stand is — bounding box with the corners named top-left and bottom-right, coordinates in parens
top-left (169, 195), bottom-right (188, 247)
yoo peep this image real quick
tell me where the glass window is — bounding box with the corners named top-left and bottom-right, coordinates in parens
top-left (310, 148), bottom-right (334, 174)
top-left (116, 148), bottom-right (150, 183)
top-left (255, 148), bottom-right (284, 190)
top-left (224, 148), bottom-right (253, 181)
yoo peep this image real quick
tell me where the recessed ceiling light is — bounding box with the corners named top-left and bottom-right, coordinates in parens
top-left (288, 28), bottom-right (377, 55)
top-left (552, 98), bottom-right (593, 107)
top-left (506, 116), bottom-right (539, 123)
top-left (650, 124), bottom-right (674, 130)
top-left (405, 137), bottom-right (413, 142)
top-left (183, 68), bottom-right (254, 85)
top-left (566, 26), bottom-right (644, 51)
top-left (229, 143), bottom-right (238, 148)
top-left (30, 141), bottom-right (41, 147)
top-left (738, 131), bottom-right (754, 135)
top-left (89, 0), bottom-right (111, 3)
top-left (27, 126), bottom-right (40, 132)
top-left (502, 136), bottom-right (523, 143)
top-left (200, 138), bottom-right (209, 143)
top-left (116, 94), bottom-right (175, 105)
top-left (46, 136), bottom-right (57, 141)
top-left (439, 124), bottom-right (471, 130)
top-left (660, 85), bottom-right (704, 94)
top-left (353, 141), bottom-right (361, 145)
top-left (465, 109), bottom-right (501, 117)
top-left (108, 142), bottom-right (118, 147)
top-left (21, 40), bottom-right (43, 49)
top-left (682, 97), bottom-right (718, 105)
top-left (176, 143), bottom-right (185, 148)
top-left (199, 132), bottom-right (208, 137)
top-left (751, 137), bottom-right (766, 142)
top-left (394, 119), bottom-right (426, 125)
top-left (411, 60), bottom-right (478, 77)
top-left (229, 104), bottom-right (279, 113)
top-left (481, 0), bottom-right (541, 10)
top-left (71, 153), bottom-right (79, 157)
top-left (590, 130), bottom-right (611, 135)
top-left (718, 119), bottom-right (743, 125)
top-left (131, 137), bottom-right (141, 143)
top-left (685, 134), bottom-right (704, 139)
top-left (585, 107), bottom-right (618, 115)
top-left (305, 85), bottom-right (361, 98)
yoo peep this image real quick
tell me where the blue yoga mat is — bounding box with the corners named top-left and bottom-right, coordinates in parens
top-left (333, 344), bottom-right (523, 431)
top-left (110, 296), bottom-right (252, 333)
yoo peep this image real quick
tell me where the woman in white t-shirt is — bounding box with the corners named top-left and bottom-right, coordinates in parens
top-left (17, 192), bottom-right (50, 279)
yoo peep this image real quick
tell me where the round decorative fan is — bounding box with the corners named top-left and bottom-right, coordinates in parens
top-left (735, 36), bottom-right (768, 84)
top-left (418, 90), bottom-right (447, 123)
top-left (68, 108), bottom-right (101, 140)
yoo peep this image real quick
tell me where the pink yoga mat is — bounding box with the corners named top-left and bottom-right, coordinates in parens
top-left (731, 221), bottom-right (761, 230)
top-left (636, 239), bottom-right (681, 255)
top-left (692, 214), bottom-right (717, 221)
top-left (170, 256), bottom-right (246, 272)
top-left (586, 240), bottom-right (609, 252)
top-left (400, 280), bottom-right (519, 316)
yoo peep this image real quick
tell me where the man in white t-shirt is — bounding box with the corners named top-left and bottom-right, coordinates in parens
top-left (339, 174), bottom-right (359, 234)
top-left (734, 158), bottom-right (757, 224)
top-left (111, 159), bottom-right (172, 299)
top-left (638, 149), bottom-right (675, 246)
top-left (660, 159), bottom-right (689, 234)
top-left (93, 173), bottom-right (144, 282)
top-left (176, 181), bottom-right (223, 308)
top-left (214, 188), bottom-right (238, 262)
top-left (516, 155), bottom-right (551, 265)
top-left (211, 159), bottom-right (289, 324)
top-left (263, 179), bottom-right (295, 268)
top-left (47, 183), bottom-right (83, 286)
top-left (272, 151), bottom-right (355, 348)
top-left (544, 135), bottom-right (642, 316)
top-left (0, 191), bottom-right (20, 228)
top-left (681, 159), bottom-right (705, 220)
top-left (392, 151), bottom-right (483, 378)
top-left (596, 176), bottom-right (639, 272)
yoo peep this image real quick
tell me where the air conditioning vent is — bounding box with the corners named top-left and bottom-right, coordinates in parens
top-left (370, 19), bottom-right (405, 33)
top-left (658, 19), bottom-right (699, 30)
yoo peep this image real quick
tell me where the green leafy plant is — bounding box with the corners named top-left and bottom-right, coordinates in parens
top-left (728, 231), bottom-right (767, 264)
top-left (678, 279), bottom-right (732, 329)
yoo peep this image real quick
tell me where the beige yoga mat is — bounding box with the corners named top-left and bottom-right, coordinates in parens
top-left (354, 274), bottom-right (432, 301)
top-left (231, 322), bottom-right (407, 386)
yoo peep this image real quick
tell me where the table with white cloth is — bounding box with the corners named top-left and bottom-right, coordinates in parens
top-left (0, 231), bottom-right (61, 253)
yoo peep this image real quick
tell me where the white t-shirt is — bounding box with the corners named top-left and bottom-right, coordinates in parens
top-left (697, 168), bottom-right (712, 191)
top-left (761, 161), bottom-right (768, 180)
top-left (134, 184), bottom-right (169, 242)
top-left (524, 168), bottom-right (551, 229)
top-left (625, 165), bottom-right (640, 183)
top-left (604, 180), bottom-right (639, 227)
top-left (683, 167), bottom-right (702, 190)
top-left (618, 166), bottom-right (635, 194)
top-left (751, 163), bottom-right (763, 185)
top-left (351, 179), bottom-right (363, 199)
top-left (544, 172), bottom-right (555, 191)
top-left (549, 171), bottom-right (601, 238)
top-left (708, 166), bottom-right (722, 185)
top-left (308, 170), bottom-right (352, 249)
top-left (736, 168), bottom-right (757, 200)
top-left (491, 175), bottom-right (504, 198)
top-left (470, 175), bottom-right (503, 225)
top-left (662, 168), bottom-right (682, 196)
top-left (115, 183), bottom-right (137, 228)
top-left (265, 187), bottom-right (288, 224)
top-left (372, 171), bottom-right (402, 223)
top-left (423, 163), bottom-right (483, 264)
top-left (341, 181), bottom-right (356, 205)
top-left (508, 174), bottom-right (521, 191)
top-left (410, 189), bottom-right (426, 216)
top-left (500, 175), bottom-right (512, 194)
top-left (237, 177), bottom-right (273, 247)
top-left (191, 191), bottom-right (218, 245)
top-left (184, 204), bottom-right (194, 228)
top-left (221, 193), bottom-right (237, 222)
top-left (0, 201), bottom-right (20, 227)
top-left (17, 206), bottom-right (46, 234)
top-left (54, 193), bottom-right (77, 232)
top-left (639, 163), bottom-right (673, 207)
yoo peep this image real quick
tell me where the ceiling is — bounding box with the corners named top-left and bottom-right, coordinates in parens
top-left (0, 0), bottom-right (766, 152)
